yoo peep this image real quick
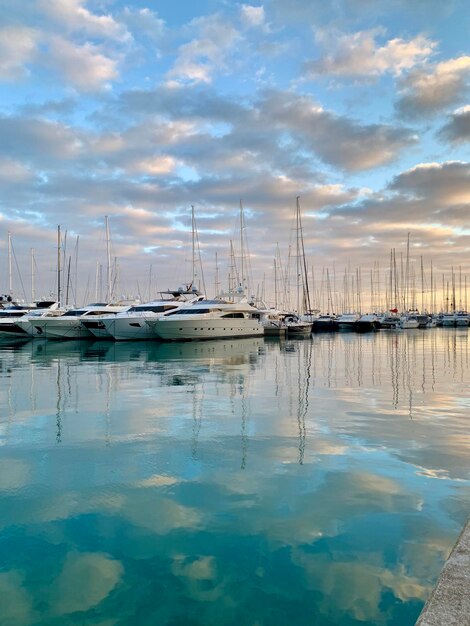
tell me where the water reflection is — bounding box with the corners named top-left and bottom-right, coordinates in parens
top-left (0, 331), bottom-right (469, 625)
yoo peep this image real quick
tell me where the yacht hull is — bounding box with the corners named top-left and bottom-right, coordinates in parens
top-left (31, 318), bottom-right (94, 339)
top-left (312, 319), bottom-right (337, 332)
top-left (285, 323), bottom-right (312, 336)
top-left (81, 320), bottom-right (114, 339)
top-left (154, 318), bottom-right (264, 341)
top-left (355, 321), bottom-right (379, 332)
top-left (102, 316), bottom-right (159, 341)
top-left (337, 322), bottom-right (357, 331)
top-left (0, 321), bottom-right (31, 338)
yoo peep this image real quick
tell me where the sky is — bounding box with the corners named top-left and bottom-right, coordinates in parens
top-left (0, 0), bottom-right (469, 309)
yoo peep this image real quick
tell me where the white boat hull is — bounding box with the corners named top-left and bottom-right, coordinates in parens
top-left (31, 318), bottom-right (94, 339)
top-left (153, 318), bottom-right (264, 341)
top-left (102, 316), bottom-right (159, 341)
top-left (337, 322), bottom-right (357, 331)
top-left (285, 322), bottom-right (312, 335)
top-left (400, 319), bottom-right (419, 329)
top-left (0, 319), bottom-right (32, 338)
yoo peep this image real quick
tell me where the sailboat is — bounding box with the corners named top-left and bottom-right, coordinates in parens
top-left (284, 197), bottom-right (312, 336)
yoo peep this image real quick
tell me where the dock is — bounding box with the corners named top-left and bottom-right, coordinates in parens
top-left (416, 518), bottom-right (470, 625)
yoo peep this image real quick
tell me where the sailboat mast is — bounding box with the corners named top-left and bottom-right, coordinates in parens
top-left (274, 257), bottom-right (278, 309)
top-left (95, 262), bottom-right (101, 302)
top-left (451, 267), bottom-right (456, 312)
top-left (65, 256), bottom-right (71, 306)
top-left (75, 235), bottom-right (79, 307)
top-left (459, 265), bottom-right (462, 310)
top-left (214, 252), bottom-right (220, 298)
top-left (8, 231), bottom-right (12, 296)
top-left (420, 256), bottom-right (424, 312)
top-left (31, 248), bottom-right (35, 302)
top-left (240, 200), bottom-right (245, 293)
top-left (296, 196), bottom-right (311, 313)
top-left (105, 215), bottom-right (111, 302)
top-left (405, 232), bottom-right (410, 311)
top-left (430, 260), bottom-right (434, 314)
top-left (57, 225), bottom-right (61, 306)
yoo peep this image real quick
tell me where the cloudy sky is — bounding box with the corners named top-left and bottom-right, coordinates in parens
top-left (0, 0), bottom-right (469, 308)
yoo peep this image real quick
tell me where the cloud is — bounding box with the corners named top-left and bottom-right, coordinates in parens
top-left (259, 90), bottom-right (418, 171)
top-left (313, 160), bottom-right (470, 271)
top-left (438, 105), bottom-right (470, 143)
top-left (38, 0), bottom-right (130, 42)
top-left (128, 155), bottom-right (179, 176)
top-left (112, 86), bottom-right (416, 173)
top-left (396, 56), bottom-right (470, 118)
top-left (305, 29), bottom-right (435, 79)
top-left (0, 115), bottom-right (83, 164)
top-left (46, 37), bottom-right (119, 91)
top-left (0, 26), bottom-right (38, 80)
top-left (389, 161), bottom-right (470, 206)
top-left (0, 157), bottom-right (34, 183)
top-left (49, 552), bottom-right (123, 615)
top-left (0, 458), bottom-right (30, 490)
top-left (240, 5), bottom-right (267, 29)
top-left (167, 14), bottom-right (241, 85)
top-left (0, 571), bottom-right (35, 626)
top-left (120, 7), bottom-right (165, 44)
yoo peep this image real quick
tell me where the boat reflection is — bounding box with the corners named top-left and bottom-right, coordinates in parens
top-left (1, 336), bottom-right (266, 366)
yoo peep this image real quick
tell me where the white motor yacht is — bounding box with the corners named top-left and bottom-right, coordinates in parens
top-left (148, 299), bottom-right (264, 341)
top-left (0, 305), bottom-right (35, 338)
top-left (441, 313), bottom-right (456, 327)
top-left (377, 314), bottom-right (400, 329)
top-left (0, 301), bottom-right (58, 338)
top-left (86, 289), bottom-right (204, 341)
top-left (12, 303), bottom-right (67, 337)
top-left (282, 313), bottom-right (312, 336)
top-left (255, 309), bottom-right (287, 337)
top-left (31, 303), bottom-right (132, 339)
top-left (400, 313), bottom-right (419, 329)
top-left (455, 311), bottom-right (469, 327)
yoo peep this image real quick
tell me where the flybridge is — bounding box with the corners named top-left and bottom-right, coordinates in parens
top-left (163, 287), bottom-right (202, 298)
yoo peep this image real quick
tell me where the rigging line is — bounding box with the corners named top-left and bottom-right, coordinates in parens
top-left (194, 215), bottom-right (206, 296)
top-left (11, 242), bottom-right (28, 302)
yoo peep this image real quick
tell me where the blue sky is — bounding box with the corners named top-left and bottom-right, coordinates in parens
top-left (0, 0), bottom-right (469, 306)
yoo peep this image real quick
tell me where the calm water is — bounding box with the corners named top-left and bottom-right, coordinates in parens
top-left (0, 330), bottom-right (469, 626)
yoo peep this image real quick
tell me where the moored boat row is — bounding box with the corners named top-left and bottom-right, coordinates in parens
top-left (1, 298), bottom-right (468, 343)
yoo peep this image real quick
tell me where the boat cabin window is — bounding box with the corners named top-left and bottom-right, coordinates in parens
top-left (166, 308), bottom-right (213, 315)
top-left (221, 312), bottom-right (245, 318)
top-left (127, 305), bottom-right (178, 313)
top-left (62, 309), bottom-right (89, 316)
top-left (0, 311), bottom-right (27, 317)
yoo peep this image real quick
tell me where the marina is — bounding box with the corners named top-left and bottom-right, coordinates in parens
top-left (1, 0), bottom-right (469, 624)
top-left (0, 329), bottom-right (469, 625)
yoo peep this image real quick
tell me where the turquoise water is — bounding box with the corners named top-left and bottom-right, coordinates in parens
top-left (0, 330), bottom-right (469, 626)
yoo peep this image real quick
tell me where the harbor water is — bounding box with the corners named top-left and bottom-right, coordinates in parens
top-left (0, 329), bottom-right (469, 625)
